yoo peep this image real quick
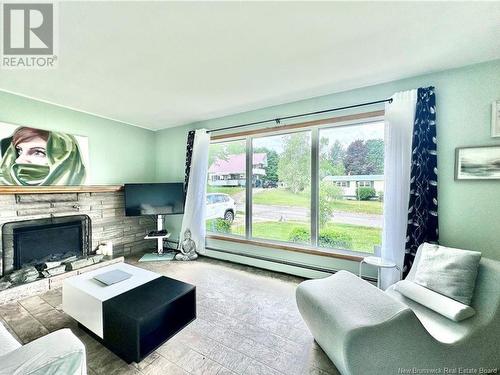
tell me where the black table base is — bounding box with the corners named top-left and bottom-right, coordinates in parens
top-left (80, 276), bottom-right (196, 363)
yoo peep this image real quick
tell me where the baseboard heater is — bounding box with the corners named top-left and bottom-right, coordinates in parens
top-left (204, 245), bottom-right (377, 282)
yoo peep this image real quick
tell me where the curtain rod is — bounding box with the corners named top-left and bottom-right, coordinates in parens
top-left (206, 98), bottom-right (392, 134)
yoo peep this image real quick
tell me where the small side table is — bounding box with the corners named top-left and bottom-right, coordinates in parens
top-left (359, 256), bottom-right (402, 289)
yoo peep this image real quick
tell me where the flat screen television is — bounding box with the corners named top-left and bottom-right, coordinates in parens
top-left (124, 183), bottom-right (185, 216)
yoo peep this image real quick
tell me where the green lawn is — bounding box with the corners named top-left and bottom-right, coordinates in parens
top-left (253, 189), bottom-right (309, 207)
top-left (230, 221), bottom-right (379, 253)
top-left (253, 188), bottom-right (382, 215)
top-left (207, 186), bottom-right (245, 196)
top-left (331, 200), bottom-right (382, 215)
top-left (320, 223), bottom-right (380, 253)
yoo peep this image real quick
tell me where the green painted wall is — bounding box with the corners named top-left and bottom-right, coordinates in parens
top-left (2, 60), bottom-right (499, 277)
top-left (155, 59), bottom-right (500, 275)
top-left (0, 91), bottom-right (157, 184)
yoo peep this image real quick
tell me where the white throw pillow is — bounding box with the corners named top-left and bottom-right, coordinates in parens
top-left (413, 243), bottom-right (481, 305)
top-left (395, 280), bottom-right (476, 322)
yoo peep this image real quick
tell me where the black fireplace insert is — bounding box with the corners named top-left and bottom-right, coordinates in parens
top-left (1, 215), bottom-right (91, 276)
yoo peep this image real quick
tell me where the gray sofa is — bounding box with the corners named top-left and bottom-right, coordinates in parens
top-left (0, 323), bottom-right (86, 375)
top-left (296, 247), bottom-right (500, 375)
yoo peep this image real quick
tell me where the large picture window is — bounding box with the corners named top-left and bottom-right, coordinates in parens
top-left (206, 118), bottom-right (384, 255)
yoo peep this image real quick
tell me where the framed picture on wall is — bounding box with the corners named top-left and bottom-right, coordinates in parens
top-left (492, 100), bottom-right (500, 138)
top-left (0, 123), bottom-right (90, 186)
top-left (455, 145), bottom-right (500, 180)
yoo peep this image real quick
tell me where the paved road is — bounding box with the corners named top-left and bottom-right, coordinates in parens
top-left (235, 203), bottom-right (382, 228)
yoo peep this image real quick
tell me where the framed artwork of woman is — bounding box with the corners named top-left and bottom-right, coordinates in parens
top-left (0, 124), bottom-right (89, 186)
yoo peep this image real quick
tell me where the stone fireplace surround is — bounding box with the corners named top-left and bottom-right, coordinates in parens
top-left (0, 189), bottom-right (155, 302)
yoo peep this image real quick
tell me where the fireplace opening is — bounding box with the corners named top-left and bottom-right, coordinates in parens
top-left (14, 220), bottom-right (83, 270)
top-left (1, 215), bottom-right (91, 277)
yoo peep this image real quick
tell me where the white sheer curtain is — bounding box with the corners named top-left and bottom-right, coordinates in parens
top-left (180, 129), bottom-right (210, 254)
top-left (381, 90), bottom-right (417, 289)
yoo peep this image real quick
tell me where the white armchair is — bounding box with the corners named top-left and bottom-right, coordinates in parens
top-left (296, 247), bottom-right (500, 375)
top-left (0, 324), bottom-right (86, 375)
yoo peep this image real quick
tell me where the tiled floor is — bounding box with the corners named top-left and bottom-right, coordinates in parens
top-left (0, 255), bottom-right (339, 375)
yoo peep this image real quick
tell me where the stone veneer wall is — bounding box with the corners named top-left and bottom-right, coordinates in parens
top-left (0, 191), bottom-right (155, 277)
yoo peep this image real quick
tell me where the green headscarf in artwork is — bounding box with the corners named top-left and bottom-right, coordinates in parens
top-left (0, 130), bottom-right (86, 186)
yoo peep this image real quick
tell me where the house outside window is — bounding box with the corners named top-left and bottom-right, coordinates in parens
top-left (207, 152), bottom-right (267, 187)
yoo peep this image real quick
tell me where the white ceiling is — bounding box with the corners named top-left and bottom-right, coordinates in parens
top-left (1, 1), bottom-right (500, 131)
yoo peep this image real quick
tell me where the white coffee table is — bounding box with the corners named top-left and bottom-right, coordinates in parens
top-left (63, 262), bottom-right (196, 363)
top-left (62, 262), bottom-right (160, 338)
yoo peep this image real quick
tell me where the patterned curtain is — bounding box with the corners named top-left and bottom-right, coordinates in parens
top-left (403, 87), bottom-right (438, 275)
top-left (179, 130), bottom-right (210, 254)
top-left (183, 130), bottom-right (196, 195)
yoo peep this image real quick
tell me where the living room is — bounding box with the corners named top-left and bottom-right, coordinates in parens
top-left (0, 2), bottom-right (499, 375)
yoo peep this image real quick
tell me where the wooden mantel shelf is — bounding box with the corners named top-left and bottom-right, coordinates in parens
top-left (0, 185), bottom-right (123, 194)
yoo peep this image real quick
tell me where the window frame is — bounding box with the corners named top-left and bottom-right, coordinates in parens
top-left (335, 181), bottom-right (350, 187)
top-left (206, 110), bottom-right (385, 259)
top-left (357, 181), bottom-right (373, 187)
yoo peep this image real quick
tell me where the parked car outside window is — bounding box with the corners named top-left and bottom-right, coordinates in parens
top-left (262, 180), bottom-right (278, 188)
top-left (206, 193), bottom-right (236, 223)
